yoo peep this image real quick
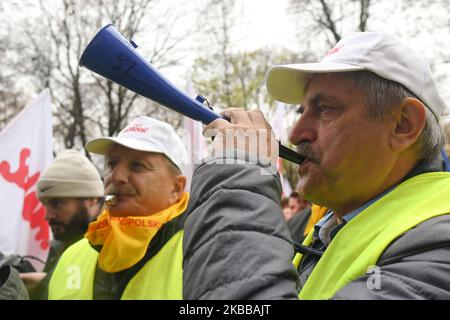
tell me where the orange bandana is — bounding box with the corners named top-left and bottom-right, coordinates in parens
top-left (85, 192), bottom-right (189, 273)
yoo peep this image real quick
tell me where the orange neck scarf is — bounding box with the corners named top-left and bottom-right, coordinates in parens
top-left (85, 192), bottom-right (189, 273)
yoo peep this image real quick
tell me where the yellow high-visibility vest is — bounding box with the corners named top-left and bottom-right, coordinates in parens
top-left (48, 230), bottom-right (183, 300)
top-left (293, 172), bottom-right (450, 299)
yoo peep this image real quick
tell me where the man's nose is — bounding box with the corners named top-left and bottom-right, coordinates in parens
top-left (44, 207), bottom-right (55, 221)
top-left (108, 162), bottom-right (129, 185)
top-left (288, 113), bottom-right (317, 146)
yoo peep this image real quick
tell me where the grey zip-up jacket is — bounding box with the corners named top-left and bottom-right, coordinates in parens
top-left (182, 160), bottom-right (450, 300)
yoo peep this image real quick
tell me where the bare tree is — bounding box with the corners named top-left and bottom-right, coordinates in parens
top-left (0, 3), bottom-right (34, 129)
top-left (195, 0), bottom-right (237, 108)
top-left (0, 80), bottom-right (29, 130)
top-left (288, 0), bottom-right (449, 78)
top-left (6, 0), bottom-right (197, 156)
top-left (288, 0), bottom-right (373, 50)
top-left (192, 48), bottom-right (301, 113)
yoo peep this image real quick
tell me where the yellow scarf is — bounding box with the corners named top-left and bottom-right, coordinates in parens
top-left (85, 192), bottom-right (189, 273)
top-left (303, 204), bottom-right (328, 236)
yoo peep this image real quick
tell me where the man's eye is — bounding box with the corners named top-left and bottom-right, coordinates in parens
top-left (318, 106), bottom-right (335, 116)
top-left (106, 160), bottom-right (117, 169)
top-left (50, 200), bottom-right (63, 207)
top-left (130, 162), bottom-right (144, 170)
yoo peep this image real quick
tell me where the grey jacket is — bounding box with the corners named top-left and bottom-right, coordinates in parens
top-left (182, 161), bottom-right (450, 300)
top-left (0, 265), bottom-right (29, 300)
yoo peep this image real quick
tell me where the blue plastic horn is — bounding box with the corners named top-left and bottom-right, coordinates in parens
top-left (79, 24), bottom-right (304, 164)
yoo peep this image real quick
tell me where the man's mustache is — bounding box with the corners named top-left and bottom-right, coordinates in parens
top-left (48, 220), bottom-right (67, 234)
top-left (296, 142), bottom-right (318, 162)
top-left (104, 185), bottom-right (137, 197)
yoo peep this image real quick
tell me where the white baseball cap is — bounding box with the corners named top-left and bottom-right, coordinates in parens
top-left (85, 116), bottom-right (188, 173)
top-left (266, 32), bottom-right (446, 119)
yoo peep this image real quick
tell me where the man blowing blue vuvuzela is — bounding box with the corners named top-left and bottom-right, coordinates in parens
top-left (182, 32), bottom-right (450, 300)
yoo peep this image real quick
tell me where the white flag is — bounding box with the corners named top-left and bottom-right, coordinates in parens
top-left (181, 72), bottom-right (208, 191)
top-left (0, 90), bottom-right (53, 270)
top-left (270, 101), bottom-right (288, 144)
top-left (270, 102), bottom-right (291, 197)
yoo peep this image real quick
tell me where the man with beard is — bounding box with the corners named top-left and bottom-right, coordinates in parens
top-left (20, 149), bottom-right (104, 299)
top-left (182, 32), bottom-right (450, 299)
top-left (47, 116), bottom-right (188, 299)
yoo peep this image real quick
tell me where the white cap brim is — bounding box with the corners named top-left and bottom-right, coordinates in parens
top-left (85, 137), bottom-right (166, 157)
top-left (266, 62), bottom-right (365, 104)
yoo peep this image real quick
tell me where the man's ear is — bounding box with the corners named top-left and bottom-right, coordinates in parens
top-left (170, 175), bottom-right (187, 203)
top-left (389, 98), bottom-right (426, 152)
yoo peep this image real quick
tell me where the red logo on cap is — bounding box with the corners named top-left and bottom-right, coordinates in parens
top-left (123, 125), bottom-right (149, 134)
top-left (326, 44), bottom-right (344, 56)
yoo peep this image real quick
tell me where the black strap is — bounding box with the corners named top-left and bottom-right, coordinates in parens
top-left (293, 242), bottom-right (324, 257)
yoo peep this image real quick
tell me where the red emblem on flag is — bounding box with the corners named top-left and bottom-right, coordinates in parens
top-left (0, 148), bottom-right (49, 250)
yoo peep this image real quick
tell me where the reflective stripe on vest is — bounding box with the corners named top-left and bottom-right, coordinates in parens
top-left (293, 172), bottom-right (450, 300)
top-left (48, 230), bottom-right (183, 300)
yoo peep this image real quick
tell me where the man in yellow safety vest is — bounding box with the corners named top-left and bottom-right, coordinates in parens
top-left (48, 116), bottom-right (189, 299)
top-left (182, 32), bottom-right (450, 299)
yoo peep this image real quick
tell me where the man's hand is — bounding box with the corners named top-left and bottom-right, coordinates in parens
top-left (20, 272), bottom-right (47, 294)
top-left (203, 108), bottom-right (279, 169)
